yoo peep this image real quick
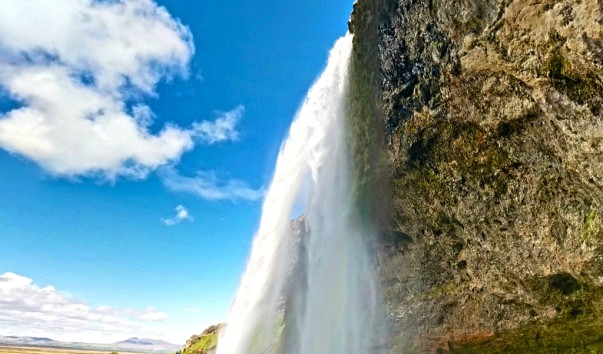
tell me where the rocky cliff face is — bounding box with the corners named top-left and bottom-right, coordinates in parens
top-left (349, 0), bottom-right (603, 352)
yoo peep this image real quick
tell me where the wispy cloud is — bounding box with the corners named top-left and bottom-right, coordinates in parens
top-left (160, 167), bottom-right (264, 202)
top-left (162, 205), bottom-right (192, 226)
top-left (0, 0), bottom-right (243, 180)
top-left (0, 272), bottom-right (167, 343)
top-left (135, 307), bottom-right (169, 322)
top-left (193, 106), bottom-right (244, 144)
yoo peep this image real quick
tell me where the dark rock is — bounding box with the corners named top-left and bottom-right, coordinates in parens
top-left (548, 273), bottom-right (582, 296)
top-left (350, 0), bottom-right (603, 351)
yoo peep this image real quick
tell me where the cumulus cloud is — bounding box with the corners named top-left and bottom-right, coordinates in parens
top-left (162, 205), bottom-right (192, 226)
top-left (0, 272), bottom-right (167, 343)
top-left (160, 167), bottom-right (264, 202)
top-left (0, 0), bottom-right (243, 179)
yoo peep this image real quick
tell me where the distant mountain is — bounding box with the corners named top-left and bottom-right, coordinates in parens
top-left (115, 337), bottom-right (175, 346)
top-left (0, 335), bottom-right (179, 353)
top-left (0, 336), bottom-right (59, 345)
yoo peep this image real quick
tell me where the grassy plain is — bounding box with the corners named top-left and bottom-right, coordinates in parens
top-left (0, 346), bottom-right (144, 354)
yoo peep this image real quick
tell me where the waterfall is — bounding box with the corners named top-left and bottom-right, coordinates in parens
top-left (217, 33), bottom-right (386, 354)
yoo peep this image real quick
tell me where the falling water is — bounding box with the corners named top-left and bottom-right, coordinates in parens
top-left (217, 34), bottom-right (386, 354)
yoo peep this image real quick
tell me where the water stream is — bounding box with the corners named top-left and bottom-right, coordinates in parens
top-left (217, 34), bottom-right (386, 354)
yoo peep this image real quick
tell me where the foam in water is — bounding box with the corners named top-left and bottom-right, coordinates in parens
top-left (217, 34), bottom-right (386, 354)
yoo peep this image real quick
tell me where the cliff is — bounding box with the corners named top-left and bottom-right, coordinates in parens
top-left (349, 0), bottom-right (603, 352)
top-left (180, 324), bottom-right (224, 354)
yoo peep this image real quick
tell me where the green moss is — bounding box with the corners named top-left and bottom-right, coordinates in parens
top-left (404, 121), bottom-right (510, 201)
top-left (427, 283), bottom-right (459, 299)
top-left (543, 51), bottom-right (603, 107)
top-left (183, 331), bottom-right (220, 354)
top-left (583, 205), bottom-right (599, 241)
top-left (450, 316), bottom-right (603, 353)
top-left (409, 122), bottom-right (493, 167)
top-left (465, 17), bottom-right (484, 34)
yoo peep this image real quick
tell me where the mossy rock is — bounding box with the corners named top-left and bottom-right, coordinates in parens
top-left (548, 55), bottom-right (602, 104)
top-left (449, 316), bottom-right (603, 354)
top-left (181, 324), bottom-right (224, 354)
top-left (350, 0), bottom-right (603, 352)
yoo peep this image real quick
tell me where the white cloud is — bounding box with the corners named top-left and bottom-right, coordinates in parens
top-left (160, 167), bottom-right (264, 202)
top-left (193, 105), bottom-right (244, 144)
top-left (0, 0), bottom-right (243, 179)
top-left (0, 272), bottom-right (168, 343)
top-left (137, 306), bottom-right (169, 322)
top-left (162, 205), bottom-right (192, 226)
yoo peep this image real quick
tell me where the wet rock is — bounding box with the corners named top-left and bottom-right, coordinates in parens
top-left (350, 0), bottom-right (603, 351)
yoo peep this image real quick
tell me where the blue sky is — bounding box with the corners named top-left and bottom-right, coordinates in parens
top-left (0, 0), bottom-right (352, 344)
